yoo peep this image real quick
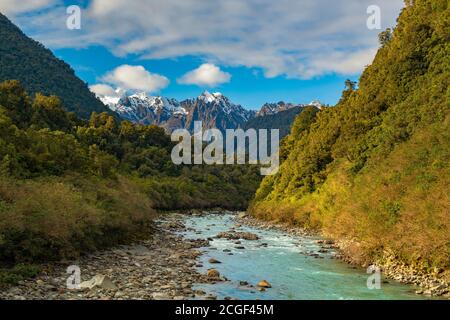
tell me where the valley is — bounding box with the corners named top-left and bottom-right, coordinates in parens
top-left (0, 0), bottom-right (448, 302)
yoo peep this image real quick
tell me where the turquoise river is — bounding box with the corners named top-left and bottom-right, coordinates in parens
top-left (179, 213), bottom-right (435, 300)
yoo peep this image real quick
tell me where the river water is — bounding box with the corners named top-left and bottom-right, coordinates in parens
top-left (180, 213), bottom-right (431, 300)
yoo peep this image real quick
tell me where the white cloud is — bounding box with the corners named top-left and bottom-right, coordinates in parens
top-left (178, 63), bottom-right (231, 87)
top-left (0, 0), bottom-right (55, 15)
top-left (9, 0), bottom-right (404, 79)
top-left (89, 83), bottom-right (116, 96)
top-left (101, 65), bottom-right (169, 93)
top-left (304, 48), bottom-right (379, 79)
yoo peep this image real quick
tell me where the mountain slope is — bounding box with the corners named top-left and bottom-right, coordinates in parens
top-left (0, 13), bottom-right (110, 118)
top-left (251, 0), bottom-right (449, 274)
top-left (245, 106), bottom-right (305, 138)
top-left (257, 101), bottom-right (300, 116)
top-left (182, 91), bottom-right (255, 133)
top-left (245, 102), bottom-right (322, 138)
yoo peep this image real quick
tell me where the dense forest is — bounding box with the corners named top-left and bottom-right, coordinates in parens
top-left (0, 80), bottom-right (260, 283)
top-left (0, 13), bottom-right (111, 118)
top-left (250, 0), bottom-right (449, 275)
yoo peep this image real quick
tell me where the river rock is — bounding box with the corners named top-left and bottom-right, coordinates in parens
top-left (207, 269), bottom-right (220, 279)
top-left (79, 275), bottom-right (117, 291)
top-left (257, 280), bottom-right (272, 288)
top-left (208, 258), bottom-right (221, 264)
top-left (237, 212), bottom-right (248, 219)
top-left (259, 243), bottom-right (268, 247)
top-left (36, 279), bottom-right (45, 286)
top-left (127, 245), bottom-right (150, 256)
top-left (194, 289), bottom-right (206, 296)
top-left (216, 231), bottom-right (259, 241)
top-left (240, 232), bottom-right (259, 240)
top-left (152, 292), bottom-right (172, 300)
top-left (189, 209), bottom-right (202, 216)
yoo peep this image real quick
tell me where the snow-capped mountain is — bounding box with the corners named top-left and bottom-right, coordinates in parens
top-left (99, 90), bottom-right (255, 133)
top-left (106, 92), bottom-right (188, 132)
top-left (98, 89), bottom-right (322, 133)
top-left (181, 91), bottom-right (256, 133)
top-left (308, 100), bottom-right (323, 109)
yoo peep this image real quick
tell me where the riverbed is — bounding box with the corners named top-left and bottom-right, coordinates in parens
top-left (181, 212), bottom-right (431, 300)
top-left (0, 211), bottom-right (438, 300)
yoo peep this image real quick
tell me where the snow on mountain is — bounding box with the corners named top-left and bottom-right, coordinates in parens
top-left (97, 90), bottom-right (187, 130)
top-left (308, 100), bottom-right (323, 109)
top-left (192, 91), bottom-right (254, 120)
top-left (180, 91), bottom-right (256, 133)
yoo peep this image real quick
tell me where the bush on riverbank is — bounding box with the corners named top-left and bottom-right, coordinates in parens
top-left (0, 175), bottom-right (155, 264)
top-left (0, 264), bottom-right (40, 286)
top-left (138, 166), bottom-right (261, 210)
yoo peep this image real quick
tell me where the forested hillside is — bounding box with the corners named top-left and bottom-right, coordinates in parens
top-left (0, 80), bottom-right (260, 282)
top-left (250, 0), bottom-right (449, 274)
top-left (0, 13), bottom-right (110, 118)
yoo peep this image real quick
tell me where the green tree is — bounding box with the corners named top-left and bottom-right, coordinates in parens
top-left (378, 28), bottom-right (392, 46)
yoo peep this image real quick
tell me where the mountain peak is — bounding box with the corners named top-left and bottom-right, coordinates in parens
top-left (199, 90), bottom-right (224, 103)
top-left (308, 100), bottom-right (323, 109)
top-left (257, 101), bottom-right (304, 117)
top-left (129, 91), bottom-right (149, 100)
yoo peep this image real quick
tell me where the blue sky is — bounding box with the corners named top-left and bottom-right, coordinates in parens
top-left (54, 46), bottom-right (354, 109)
top-left (2, 0), bottom-right (404, 110)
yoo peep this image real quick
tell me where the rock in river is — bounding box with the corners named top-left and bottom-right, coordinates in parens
top-left (216, 231), bottom-right (259, 241)
top-left (257, 280), bottom-right (272, 288)
top-left (208, 258), bottom-right (221, 264)
top-left (207, 269), bottom-right (220, 279)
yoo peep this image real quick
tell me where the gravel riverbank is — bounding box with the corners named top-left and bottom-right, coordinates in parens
top-left (0, 213), bottom-right (217, 300)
